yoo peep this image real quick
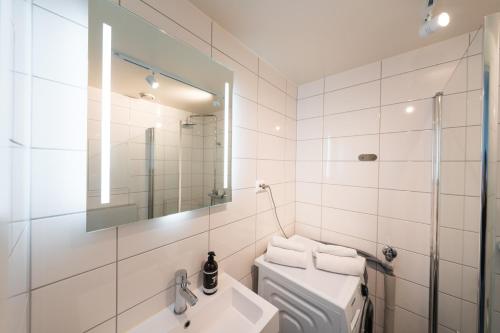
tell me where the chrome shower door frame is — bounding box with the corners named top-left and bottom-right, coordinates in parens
top-left (429, 92), bottom-right (443, 333)
top-left (479, 13), bottom-right (500, 333)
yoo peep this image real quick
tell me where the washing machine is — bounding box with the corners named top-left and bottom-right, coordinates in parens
top-left (255, 235), bottom-right (370, 333)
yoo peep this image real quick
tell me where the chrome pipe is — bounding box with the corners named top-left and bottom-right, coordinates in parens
top-left (429, 91), bottom-right (443, 333)
top-left (146, 128), bottom-right (155, 219)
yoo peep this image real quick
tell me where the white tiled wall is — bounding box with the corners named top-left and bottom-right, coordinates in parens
top-left (24, 0), bottom-right (297, 332)
top-left (296, 32), bottom-right (482, 333)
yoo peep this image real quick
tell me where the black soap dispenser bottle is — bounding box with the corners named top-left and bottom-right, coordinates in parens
top-left (203, 251), bottom-right (218, 295)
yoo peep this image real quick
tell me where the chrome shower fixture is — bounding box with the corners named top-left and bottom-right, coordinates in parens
top-left (419, 0), bottom-right (450, 37)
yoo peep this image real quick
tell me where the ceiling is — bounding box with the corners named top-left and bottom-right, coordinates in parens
top-left (188, 0), bottom-right (500, 84)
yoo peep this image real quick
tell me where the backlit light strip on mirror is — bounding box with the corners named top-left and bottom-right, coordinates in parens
top-left (223, 82), bottom-right (229, 189)
top-left (100, 23), bottom-right (112, 204)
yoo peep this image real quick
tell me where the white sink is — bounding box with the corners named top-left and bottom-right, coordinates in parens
top-left (129, 273), bottom-right (279, 333)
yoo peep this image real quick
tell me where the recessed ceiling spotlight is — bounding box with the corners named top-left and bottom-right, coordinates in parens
top-left (419, 0), bottom-right (450, 37)
top-left (145, 72), bottom-right (159, 89)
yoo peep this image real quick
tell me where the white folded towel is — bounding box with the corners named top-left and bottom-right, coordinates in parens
top-left (315, 252), bottom-right (366, 277)
top-left (315, 244), bottom-right (357, 257)
top-left (265, 244), bottom-right (307, 269)
top-left (270, 236), bottom-right (306, 252)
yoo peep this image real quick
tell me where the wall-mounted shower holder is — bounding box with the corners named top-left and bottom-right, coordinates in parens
top-left (382, 246), bottom-right (398, 262)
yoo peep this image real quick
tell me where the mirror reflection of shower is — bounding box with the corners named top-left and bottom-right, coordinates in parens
top-left (181, 114), bottom-right (225, 205)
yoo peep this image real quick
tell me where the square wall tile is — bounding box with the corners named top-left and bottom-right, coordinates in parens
top-left (322, 184), bottom-right (378, 215)
top-left (297, 139), bottom-right (323, 161)
top-left (232, 158), bottom-right (257, 189)
top-left (442, 127), bottom-right (466, 161)
top-left (232, 127), bottom-right (257, 158)
top-left (296, 182), bottom-right (322, 205)
top-left (258, 78), bottom-right (286, 114)
top-left (297, 95), bottom-right (323, 120)
top-left (298, 79), bottom-right (324, 99)
top-left (379, 131), bottom-right (432, 161)
top-left (259, 59), bottom-right (286, 91)
top-left (379, 162), bottom-right (431, 192)
top-left (395, 278), bottom-right (428, 317)
top-left (440, 227), bottom-right (463, 264)
top-left (219, 244), bottom-right (255, 281)
top-left (323, 108), bottom-right (379, 138)
top-left (210, 216), bottom-right (255, 260)
top-left (296, 161), bottom-right (322, 183)
top-left (324, 81), bottom-right (380, 115)
top-left (439, 194), bottom-right (464, 230)
top-left (233, 95), bottom-right (258, 130)
top-left (295, 202), bottom-right (321, 227)
top-left (442, 93), bottom-right (466, 128)
top-left (297, 117), bottom-right (323, 140)
top-left (258, 105), bottom-right (286, 137)
top-left (31, 213), bottom-right (116, 288)
top-left (31, 264), bottom-right (116, 333)
top-left (380, 99), bottom-right (432, 133)
top-left (32, 78), bottom-right (86, 150)
top-left (31, 149), bottom-right (86, 219)
top-left (378, 189), bottom-right (431, 223)
top-left (33, 6), bottom-right (87, 87)
top-left (322, 207), bottom-right (377, 242)
top-left (323, 161), bottom-right (378, 188)
top-left (325, 61), bottom-right (380, 91)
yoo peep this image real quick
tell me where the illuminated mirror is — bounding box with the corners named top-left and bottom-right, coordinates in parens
top-left (87, 0), bottom-right (233, 231)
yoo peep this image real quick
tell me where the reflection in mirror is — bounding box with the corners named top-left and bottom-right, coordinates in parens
top-left (86, 0), bottom-right (233, 232)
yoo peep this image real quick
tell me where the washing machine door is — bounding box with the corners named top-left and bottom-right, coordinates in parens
top-left (359, 298), bottom-right (373, 333)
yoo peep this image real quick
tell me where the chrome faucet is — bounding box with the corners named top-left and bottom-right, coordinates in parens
top-left (174, 269), bottom-right (198, 314)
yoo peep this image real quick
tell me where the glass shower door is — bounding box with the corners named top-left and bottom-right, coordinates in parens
top-left (434, 12), bottom-right (500, 333)
top-left (429, 27), bottom-right (483, 333)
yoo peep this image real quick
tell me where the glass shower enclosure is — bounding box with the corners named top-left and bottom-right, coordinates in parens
top-left (429, 12), bottom-right (500, 333)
